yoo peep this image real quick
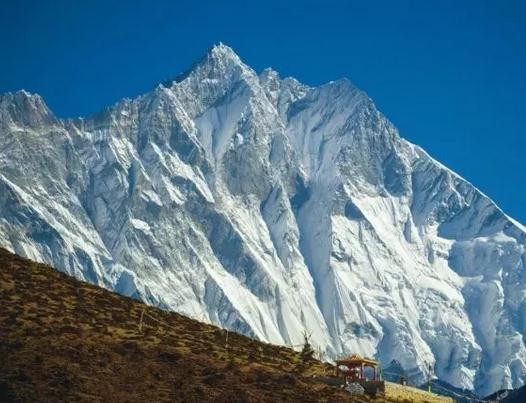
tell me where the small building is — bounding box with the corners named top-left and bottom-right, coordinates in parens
top-left (333, 354), bottom-right (453, 402)
top-left (335, 354), bottom-right (379, 382)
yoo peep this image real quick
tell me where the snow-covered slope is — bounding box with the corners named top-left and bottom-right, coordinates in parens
top-left (1, 44), bottom-right (525, 396)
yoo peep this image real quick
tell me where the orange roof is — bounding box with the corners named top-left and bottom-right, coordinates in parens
top-left (335, 354), bottom-right (378, 366)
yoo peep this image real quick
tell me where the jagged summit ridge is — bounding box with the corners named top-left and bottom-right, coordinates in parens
top-left (1, 45), bottom-right (525, 397)
top-left (163, 43), bottom-right (246, 88)
top-left (0, 89), bottom-right (57, 128)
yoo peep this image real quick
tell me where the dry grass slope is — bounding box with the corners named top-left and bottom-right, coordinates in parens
top-left (0, 248), bottom-right (402, 402)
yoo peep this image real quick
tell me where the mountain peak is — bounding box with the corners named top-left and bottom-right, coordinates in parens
top-left (0, 90), bottom-right (56, 127)
top-left (163, 43), bottom-right (246, 87)
top-left (199, 42), bottom-right (246, 74)
top-left (0, 89), bottom-right (43, 105)
top-left (206, 42), bottom-right (240, 62)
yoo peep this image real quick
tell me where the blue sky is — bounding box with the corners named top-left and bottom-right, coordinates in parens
top-left (1, 0), bottom-right (524, 223)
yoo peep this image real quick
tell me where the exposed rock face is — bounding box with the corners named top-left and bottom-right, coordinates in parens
top-left (1, 44), bottom-right (525, 396)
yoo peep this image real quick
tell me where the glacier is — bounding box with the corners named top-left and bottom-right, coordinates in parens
top-left (1, 44), bottom-right (525, 396)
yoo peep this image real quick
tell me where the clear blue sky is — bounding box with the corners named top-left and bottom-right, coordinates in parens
top-left (1, 0), bottom-right (524, 223)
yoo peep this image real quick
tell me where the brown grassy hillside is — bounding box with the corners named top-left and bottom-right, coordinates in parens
top-left (0, 248), bottom-right (392, 402)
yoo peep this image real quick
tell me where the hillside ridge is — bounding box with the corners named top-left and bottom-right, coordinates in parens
top-left (0, 247), bottom-right (371, 402)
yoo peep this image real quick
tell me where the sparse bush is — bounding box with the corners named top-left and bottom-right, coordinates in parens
top-left (299, 332), bottom-right (314, 364)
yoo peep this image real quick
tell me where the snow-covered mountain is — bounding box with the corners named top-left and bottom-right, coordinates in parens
top-left (1, 44), bottom-right (525, 396)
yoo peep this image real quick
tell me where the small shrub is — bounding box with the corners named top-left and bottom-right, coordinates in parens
top-left (299, 332), bottom-right (314, 364)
